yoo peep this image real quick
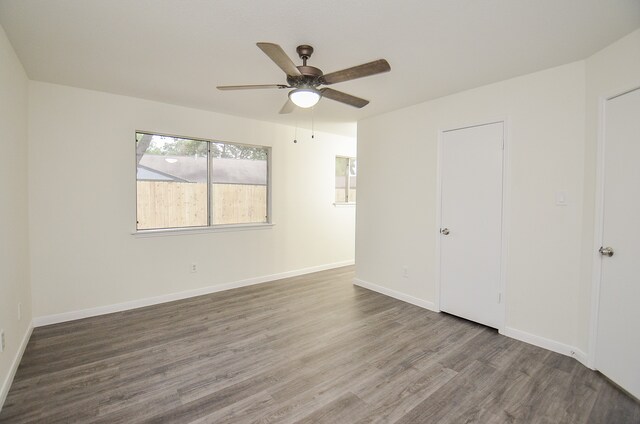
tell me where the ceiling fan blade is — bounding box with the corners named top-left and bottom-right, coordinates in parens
top-left (279, 98), bottom-right (296, 114)
top-left (321, 59), bottom-right (390, 85)
top-left (217, 84), bottom-right (289, 90)
top-left (320, 88), bottom-right (369, 108)
top-left (257, 42), bottom-right (302, 77)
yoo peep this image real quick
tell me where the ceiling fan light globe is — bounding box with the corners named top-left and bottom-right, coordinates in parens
top-left (289, 88), bottom-right (321, 108)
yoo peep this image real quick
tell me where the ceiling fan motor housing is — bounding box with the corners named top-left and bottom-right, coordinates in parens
top-left (285, 45), bottom-right (323, 89)
top-left (287, 65), bottom-right (323, 89)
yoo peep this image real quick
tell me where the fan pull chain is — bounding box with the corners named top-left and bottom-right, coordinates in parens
top-left (311, 107), bottom-right (315, 140)
top-left (293, 119), bottom-right (298, 144)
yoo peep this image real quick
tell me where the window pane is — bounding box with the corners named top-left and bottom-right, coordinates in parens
top-left (335, 157), bottom-right (348, 203)
top-left (348, 158), bottom-right (357, 203)
top-left (211, 144), bottom-right (268, 225)
top-left (136, 133), bottom-right (208, 229)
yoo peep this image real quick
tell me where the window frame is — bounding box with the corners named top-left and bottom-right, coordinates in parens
top-left (134, 130), bottom-right (272, 235)
top-left (334, 155), bottom-right (357, 205)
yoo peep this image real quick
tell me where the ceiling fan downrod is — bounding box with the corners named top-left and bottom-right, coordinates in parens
top-left (296, 45), bottom-right (314, 67)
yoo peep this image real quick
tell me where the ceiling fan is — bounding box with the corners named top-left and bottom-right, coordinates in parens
top-left (217, 43), bottom-right (391, 113)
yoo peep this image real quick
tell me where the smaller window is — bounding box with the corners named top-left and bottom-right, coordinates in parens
top-left (335, 156), bottom-right (356, 204)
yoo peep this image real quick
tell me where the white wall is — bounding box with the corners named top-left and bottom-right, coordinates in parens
top-left (577, 29), bottom-right (640, 352)
top-left (28, 82), bottom-right (356, 319)
top-left (356, 61), bottom-right (586, 351)
top-left (0, 25), bottom-right (32, 406)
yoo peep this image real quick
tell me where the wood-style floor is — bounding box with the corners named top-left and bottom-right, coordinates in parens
top-left (1, 266), bottom-right (639, 423)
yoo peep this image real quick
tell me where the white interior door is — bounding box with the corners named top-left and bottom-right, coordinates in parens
top-left (595, 87), bottom-right (640, 400)
top-left (439, 122), bottom-right (504, 329)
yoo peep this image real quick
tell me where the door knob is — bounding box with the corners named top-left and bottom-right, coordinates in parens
top-left (599, 246), bottom-right (614, 257)
top-left (440, 228), bottom-right (450, 235)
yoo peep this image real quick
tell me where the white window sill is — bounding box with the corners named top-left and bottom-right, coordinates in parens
top-left (333, 202), bottom-right (356, 207)
top-left (132, 222), bottom-right (275, 238)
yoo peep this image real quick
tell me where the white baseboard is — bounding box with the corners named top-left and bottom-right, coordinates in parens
top-left (34, 260), bottom-right (354, 327)
top-left (353, 278), bottom-right (437, 312)
top-left (0, 322), bottom-right (33, 412)
top-left (500, 327), bottom-right (590, 368)
top-left (573, 349), bottom-right (589, 368)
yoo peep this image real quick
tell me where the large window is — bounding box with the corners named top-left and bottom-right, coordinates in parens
top-left (335, 156), bottom-right (356, 204)
top-left (136, 132), bottom-right (269, 230)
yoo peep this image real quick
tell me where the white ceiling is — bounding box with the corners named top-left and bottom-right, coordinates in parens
top-left (1, 0), bottom-right (639, 137)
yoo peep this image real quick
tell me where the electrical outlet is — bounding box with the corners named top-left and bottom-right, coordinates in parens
top-left (0, 330), bottom-right (5, 353)
top-left (190, 263), bottom-right (198, 273)
top-left (402, 267), bottom-right (409, 278)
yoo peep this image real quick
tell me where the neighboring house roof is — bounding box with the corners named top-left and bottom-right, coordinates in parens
top-left (137, 164), bottom-right (188, 182)
top-left (137, 155), bottom-right (267, 185)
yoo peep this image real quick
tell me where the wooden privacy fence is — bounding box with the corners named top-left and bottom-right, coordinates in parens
top-left (335, 189), bottom-right (357, 203)
top-left (137, 181), bottom-right (267, 229)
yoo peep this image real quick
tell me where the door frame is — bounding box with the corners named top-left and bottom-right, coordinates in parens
top-left (434, 118), bottom-right (510, 332)
top-left (588, 84), bottom-right (640, 369)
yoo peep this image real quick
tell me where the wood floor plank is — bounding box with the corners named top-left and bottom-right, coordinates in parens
top-left (293, 392), bottom-right (369, 424)
top-left (1, 266), bottom-right (639, 424)
top-left (587, 377), bottom-right (640, 424)
top-left (352, 363), bottom-right (458, 424)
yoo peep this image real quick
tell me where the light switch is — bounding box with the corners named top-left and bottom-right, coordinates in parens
top-left (556, 191), bottom-right (568, 206)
